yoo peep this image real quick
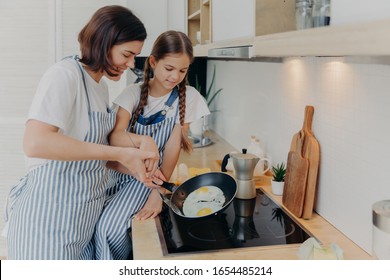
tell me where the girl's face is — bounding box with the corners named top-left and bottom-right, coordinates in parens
top-left (106, 40), bottom-right (144, 81)
top-left (150, 53), bottom-right (190, 92)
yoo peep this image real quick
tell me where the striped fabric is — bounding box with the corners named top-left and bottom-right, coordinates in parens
top-left (6, 110), bottom-right (115, 259)
top-left (5, 57), bottom-right (116, 259)
top-left (93, 108), bottom-right (178, 260)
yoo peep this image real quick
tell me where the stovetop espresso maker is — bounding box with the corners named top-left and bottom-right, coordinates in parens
top-left (222, 149), bottom-right (259, 199)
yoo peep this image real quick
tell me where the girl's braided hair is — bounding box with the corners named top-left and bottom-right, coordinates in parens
top-left (130, 31), bottom-right (194, 152)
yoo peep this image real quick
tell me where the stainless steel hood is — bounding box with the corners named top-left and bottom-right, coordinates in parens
top-left (208, 46), bottom-right (253, 59)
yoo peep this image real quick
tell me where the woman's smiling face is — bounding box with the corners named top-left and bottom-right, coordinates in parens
top-left (106, 40), bottom-right (144, 81)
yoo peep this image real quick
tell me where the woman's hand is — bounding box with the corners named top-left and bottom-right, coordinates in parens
top-left (134, 189), bottom-right (163, 220)
top-left (118, 147), bottom-right (159, 183)
top-left (138, 134), bottom-right (160, 175)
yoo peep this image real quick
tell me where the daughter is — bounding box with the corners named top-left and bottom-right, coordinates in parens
top-left (94, 30), bottom-right (210, 259)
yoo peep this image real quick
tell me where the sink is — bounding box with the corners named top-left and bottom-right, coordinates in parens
top-left (188, 135), bottom-right (213, 148)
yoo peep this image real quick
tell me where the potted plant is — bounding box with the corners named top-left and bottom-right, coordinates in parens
top-left (271, 162), bottom-right (286, 196)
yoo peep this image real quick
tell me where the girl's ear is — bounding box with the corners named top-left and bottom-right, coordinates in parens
top-left (149, 55), bottom-right (156, 68)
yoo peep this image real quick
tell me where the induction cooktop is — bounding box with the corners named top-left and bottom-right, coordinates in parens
top-left (157, 189), bottom-right (313, 255)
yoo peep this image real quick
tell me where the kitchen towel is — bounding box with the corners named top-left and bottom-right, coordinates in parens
top-left (297, 237), bottom-right (344, 260)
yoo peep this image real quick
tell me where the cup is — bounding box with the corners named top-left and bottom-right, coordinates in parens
top-left (196, 31), bottom-right (201, 44)
top-left (254, 158), bottom-right (271, 176)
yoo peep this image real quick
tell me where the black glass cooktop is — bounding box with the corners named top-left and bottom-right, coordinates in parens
top-left (157, 189), bottom-right (312, 254)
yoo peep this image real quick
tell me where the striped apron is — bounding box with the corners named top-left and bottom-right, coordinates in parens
top-left (4, 57), bottom-right (116, 259)
top-left (93, 89), bottom-right (179, 260)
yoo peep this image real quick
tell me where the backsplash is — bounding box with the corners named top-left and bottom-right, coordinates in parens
top-left (209, 57), bottom-right (390, 254)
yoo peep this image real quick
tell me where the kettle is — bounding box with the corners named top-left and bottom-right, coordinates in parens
top-left (222, 149), bottom-right (259, 199)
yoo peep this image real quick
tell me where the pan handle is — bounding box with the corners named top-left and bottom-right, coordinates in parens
top-left (159, 181), bottom-right (177, 192)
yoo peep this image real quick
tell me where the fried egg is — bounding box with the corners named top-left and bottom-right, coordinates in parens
top-left (182, 186), bottom-right (226, 217)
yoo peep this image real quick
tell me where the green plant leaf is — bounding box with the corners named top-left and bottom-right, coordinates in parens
top-left (195, 75), bottom-right (201, 94)
top-left (205, 65), bottom-right (223, 107)
top-left (194, 65), bottom-right (223, 109)
top-left (206, 65), bottom-right (217, 99)
top-left (272, 162), bottom-right (286, 182)
top-left (207, 88), bottom-right (223, 106)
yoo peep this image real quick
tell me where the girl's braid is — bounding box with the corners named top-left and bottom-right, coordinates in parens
top-left (130, 58), bottom-right (151, 132)
top-left (178, 79), bottom-right (192, 152)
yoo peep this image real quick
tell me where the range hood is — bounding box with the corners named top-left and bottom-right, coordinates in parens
top-left (208, 46), bottom-right (253, 59)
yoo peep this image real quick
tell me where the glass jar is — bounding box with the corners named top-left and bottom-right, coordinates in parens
top-left (312, 0), bottom-right (331, 27)
top-left (295, 0), bottom-right (313, 30)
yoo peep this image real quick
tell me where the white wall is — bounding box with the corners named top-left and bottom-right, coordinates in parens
top-left (0, 0), bottom-right (55, 258)
top-left (208, 57), bottom-right (390, 254)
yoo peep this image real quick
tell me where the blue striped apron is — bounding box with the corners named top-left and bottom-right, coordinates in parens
top-left (93, 89), bottom-right (179, 260)
top-left (5, 57), bottom-right (116, 259)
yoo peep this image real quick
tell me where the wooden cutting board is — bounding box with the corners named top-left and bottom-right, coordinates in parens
top-left (289, 106), bottom-right (320, 219)
top-left (282, 131), bottom-right (309, 217)
top-left (300, 107), bottom-right (320, 219)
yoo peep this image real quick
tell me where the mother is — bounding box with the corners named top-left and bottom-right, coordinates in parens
top-left (4, 5), bottom-right (162, 260)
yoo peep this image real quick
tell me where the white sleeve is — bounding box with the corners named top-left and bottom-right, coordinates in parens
top-left (28, 64), bottom-right (79, 132)
top-left (180, 86), bottom-right (210, 124)
top-left (112, 84), bottom-right (141, 115)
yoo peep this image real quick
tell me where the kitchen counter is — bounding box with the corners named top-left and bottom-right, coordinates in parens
top-left (132, 131), bottom-right (372, 260)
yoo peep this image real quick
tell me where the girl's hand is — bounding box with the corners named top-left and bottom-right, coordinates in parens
top-left (134, 189), bottom-right (163, 220)
top-left (143, 169), bottom-right (166, 188)
top-left (118, 147), bottom-right (159, 183)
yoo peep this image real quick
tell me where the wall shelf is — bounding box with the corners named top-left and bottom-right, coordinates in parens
top-left (193, 18), bottom-right (390, 58)
top-left (187, 0), bottom-right (211, 46)
top-left (188, 10), bottom-right (200, 20)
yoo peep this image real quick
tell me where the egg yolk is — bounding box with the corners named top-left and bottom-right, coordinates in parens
top-left (195, 187), bottom-right (209, 194)
top-left (197, 207), bottom-right (212, 216)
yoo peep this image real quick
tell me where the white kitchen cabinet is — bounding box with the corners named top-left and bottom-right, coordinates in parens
top-left (191, 0), bottom-right (296, 56)
top-left (127, 0), bottom-right (168, 56)
top-left (212, 0), bottom-right (255, 43)
top-left (211, 0), bottom-right (296, 43)
top-left (331, 0), bottom-right (390, 25)
top-left (167, 0), bottom-right (186, 34)
top-left (127, 0), bottom-right (185, 55)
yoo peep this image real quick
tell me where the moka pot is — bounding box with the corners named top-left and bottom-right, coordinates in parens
top-left (222, 149), bottom-right (259, 199)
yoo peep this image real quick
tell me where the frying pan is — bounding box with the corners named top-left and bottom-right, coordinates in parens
top-left (159, 172), bottom-right (237, 219)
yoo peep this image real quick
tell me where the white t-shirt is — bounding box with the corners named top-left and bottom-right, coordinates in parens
top-left (26, 57), bottom-right (109, 170)
top-left (113, 83), bottom-right (210, 125)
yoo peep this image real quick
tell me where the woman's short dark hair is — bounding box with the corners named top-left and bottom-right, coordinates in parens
top-left (78, 5), bottom-right (147, 77)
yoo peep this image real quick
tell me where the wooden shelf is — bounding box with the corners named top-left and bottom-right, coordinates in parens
top-left (193, 18), bottom-right (390, 58)
top-left (188, 10), bottom-right (200, 20)
top-left (253, 18), bottom-right (390, 57)
top-left (187, 0), bottom-right (211, 46)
